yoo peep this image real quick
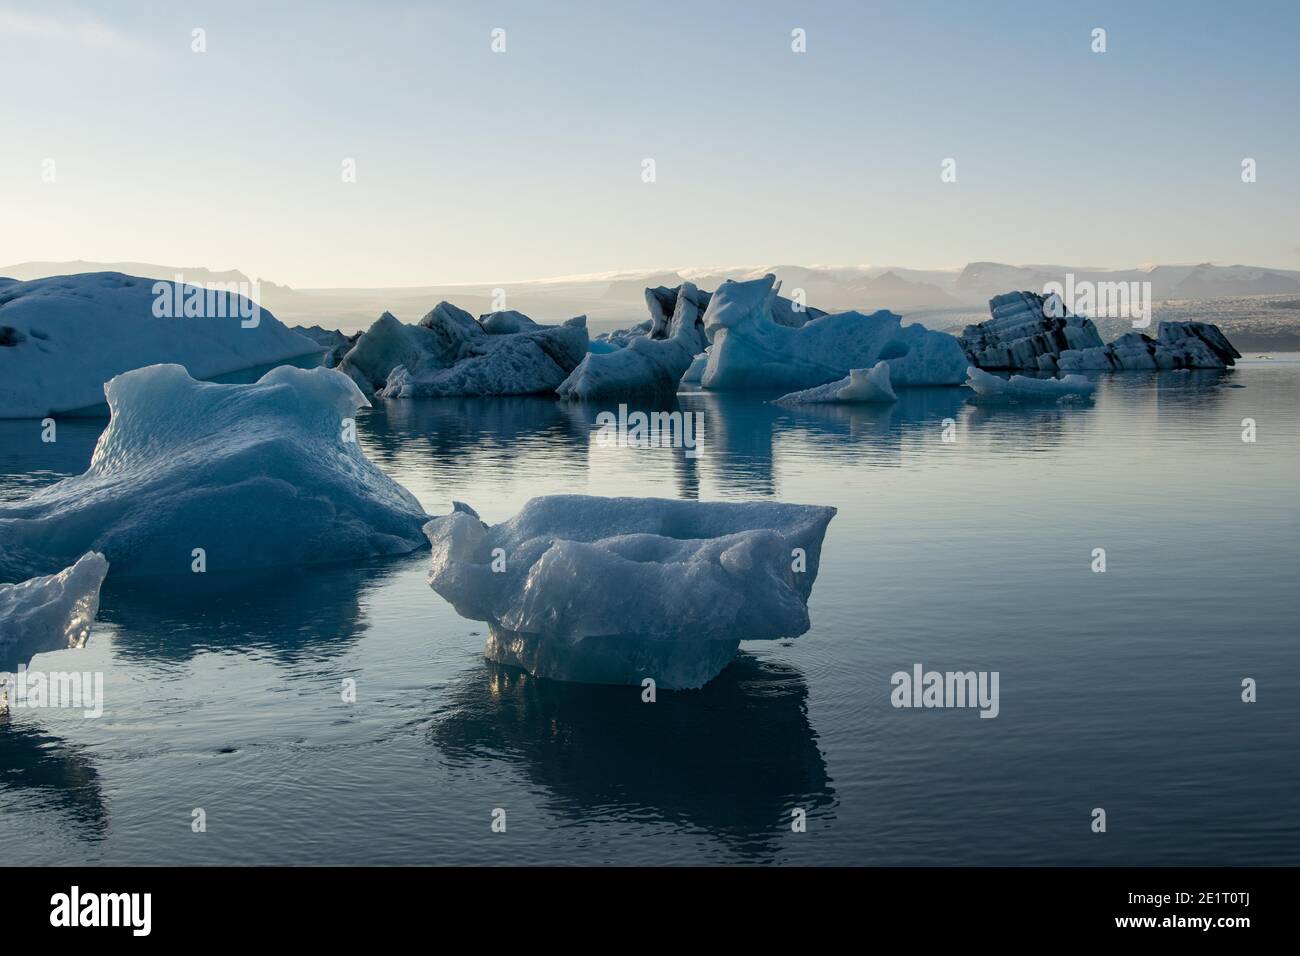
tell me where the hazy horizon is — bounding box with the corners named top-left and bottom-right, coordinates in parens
top-left (3, 0), bottom-right (1298, 287)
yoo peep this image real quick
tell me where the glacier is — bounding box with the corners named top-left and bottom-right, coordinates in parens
top-left (700, 275), bottom-right (967, 390)
top-left (339, 303), bottom-right (588, 398)
top-left (775, 362), bottom-right (898, 404)
top-left (423, 495), bottom-right (836, 689)
top-left (0, 272), bottom-right (325, 419)
top-left (1057, 321), bottom-right (1242, 371)
top-left (964, 366), bottom-right (1095, 401)
top-left (0, 364), bottom-right (428, 581)
top-left (0, 552), bottom-right (108, 676)
top-left (556, 282), bottom-right (705, 401)
top-left (959, 291), bottom-right (1104, 371)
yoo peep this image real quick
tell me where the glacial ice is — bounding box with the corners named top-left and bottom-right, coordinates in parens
top-left (700, 275), bottom-right (967, 390)
top-left (0, 364), bottom-right (428, 581)
top-left (959, 291), bottom-right (1104, 371)
top-left (0, 552), bottom-right (108, 674)
top-left (775, 362), bottom-right (898, 404)
top-left (681, 350), bottom-right (709, 385)
top-left (556, 283), bottom-right (704, 401)
top-left (423, 495), bottom-right (836, 689)
top-left (1057, 321), bottom-right (1242, 371)
top-left (0, 272), bottom-right (325, 418)
top-left (964, 365), bottom-right (1095, 401)
top-left (340, 304), bottom-right (588, 398)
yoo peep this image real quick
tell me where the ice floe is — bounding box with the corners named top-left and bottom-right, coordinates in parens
top-left (339, 304), bottom-right (588, 398)
top-left (0, 364), bottom-right (428, 581)
top-left (423, 496), bottom-right (836, 689)
top-left (775, 361), bottom-right (898, 404)
top-left (700, 275), bottom-right (967, 390)
top-left (0, 552), bottom-right (108, 674)
top-left (1057, 321), bottom-right (1242, 371)
top-left (959, 291), bottom-right (1104, 371)
top-left (964, 365), bottom-right (1095, 401)
top-left (556, 283), bottom-right (704, 401)
top-left (0, 272), bottom-right (324, 419)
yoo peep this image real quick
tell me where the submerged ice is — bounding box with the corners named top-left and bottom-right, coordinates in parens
top-left (423, 495), bottom-right (836, 689)
top-left (0, 364), bottom-right (428, 581)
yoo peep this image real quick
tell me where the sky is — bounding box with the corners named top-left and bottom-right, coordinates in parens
top-left (2, 0), bottom-right (1298, 288)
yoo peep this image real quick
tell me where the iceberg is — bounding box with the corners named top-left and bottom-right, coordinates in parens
top-left (0, 552), bottom-right (108, 675)
top-left (964, 365), bottom-right (1095, 401)
top-left (0, 364), bottom-right (428, 581)
top-left (700, 275), bottom-right (967, 390)
top-left (556, 283), bottom-right (704, 401)
top-left (1057, 321), bottom-right (1241, 371)
top-left (959, 291), bottom-right (1104, 371)
top-left (423, 496), bottom-right (836, 689)
top-left (339, 304), bottom-right (588, 398)
top-left (294, 325), bottom-right (361, 368)
top-left (0, 272), bottom-right (325, 419)
top-left (775, 361), bottom-right (897, 404)
top-left (680, 350), bottom-right (709, 385)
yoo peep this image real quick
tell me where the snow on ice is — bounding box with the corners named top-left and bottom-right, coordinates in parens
top-left (0, 272), bottom-right (324, 419)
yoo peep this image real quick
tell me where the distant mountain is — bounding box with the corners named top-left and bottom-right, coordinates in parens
top-left (5, 259), bottom-right (1299, 335)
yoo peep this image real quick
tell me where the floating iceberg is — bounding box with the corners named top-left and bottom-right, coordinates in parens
top-left (1057, 321), bottom-right (1241, 371)
top-left (423, 496), bottom-right (836, 689)
top-left (339, 304), bottom-right (588, 398)
top-left (0, 552), bottom-right (108, 675)
top-left (964, 365), bottom-right (1095, 401)
top-left (556, 283), bottom-right (704, 401)
top-left (775, 362), bottom-right (897, 404)
top-left (680, 350), bottom-right (709, 385)
top-left (0, 364), bottom-right (428, 581)
top-left (294, 325), bottom-right (361, 368)
top-left (959, 291), bottom-right (1104, 371)
top-left (0, 272), bottom-right (325, 419)
top-left (700, 275), bottom-right (967, 390)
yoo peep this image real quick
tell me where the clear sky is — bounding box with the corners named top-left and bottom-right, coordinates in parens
top-left (2, 0), bottom-right (1297, 287)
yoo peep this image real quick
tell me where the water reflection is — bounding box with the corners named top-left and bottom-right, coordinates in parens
top-left (0, 418), bottom-right (103, 501)
top-left (360, 397), bottom-right (589, 490)
top-left (426, 655), bottom-right (834, 858)
top-left (98, 556), bottom-right (413, 665)
top-left (0, 721), bottom-right (107, 835)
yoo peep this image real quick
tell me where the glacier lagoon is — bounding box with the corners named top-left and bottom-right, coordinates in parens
top-left (1, 358), bottom-right (1297, 865)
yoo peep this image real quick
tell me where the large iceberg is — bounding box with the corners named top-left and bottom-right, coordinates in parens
top-left (1057, 321), bottom-right (1241, 371)
top-left (0, 552), bottom-right (108, 675)
top-left (423, 496), bottom-right (836, 689)
top-left (959, 291), bottom-right (1104, 371)
top-left (339, 303), bottom-right (588, 398)
top-left (0, 272), bottom-right (324, 419)
top-left (556, 283), bottom-right (704, 401)
top-left (775, 362), bottom-right (897, 404)
top-left (964, 365), bottom-right (1095, 401)
top-left (700, 275), bottom-right (967, 390)
top-left (0, 364), bottom-right (428, 581)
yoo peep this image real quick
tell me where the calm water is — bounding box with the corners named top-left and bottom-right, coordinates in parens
top-left (1, 359), bottom-right (1298, 865)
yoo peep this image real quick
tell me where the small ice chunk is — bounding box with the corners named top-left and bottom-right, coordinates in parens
top-left (1, 552), bottom-right (108, 674)
top-left (774, 361), bottom-right (897, 404)
top-left (964, 365), bottom-right (1095, 401)
top-left (423, 495), bottom-right (836, 689)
